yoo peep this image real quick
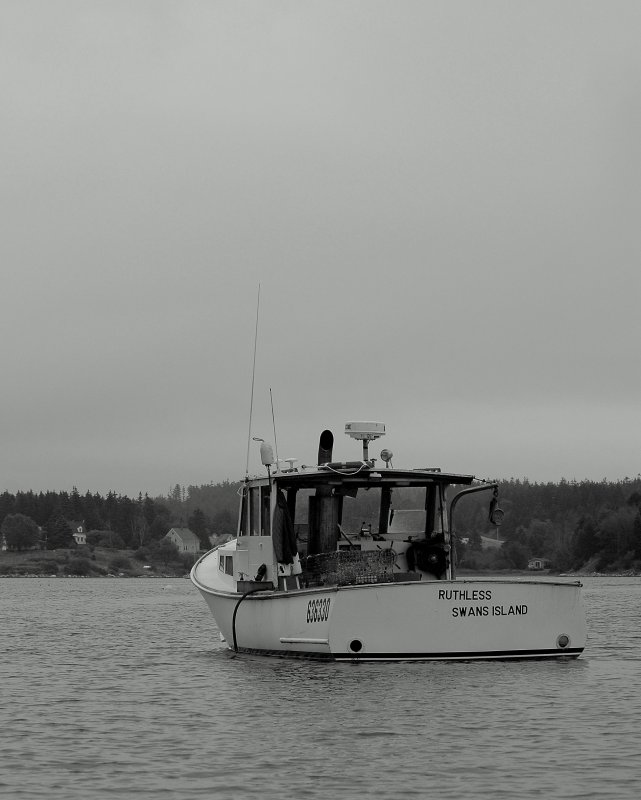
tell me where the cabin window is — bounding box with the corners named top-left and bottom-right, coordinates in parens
top-left (239, 487), bottom-right (248, 536)
top-left (337, 485), bottom-right (439, 538)
top-left (261, 486), bottom-right (271, 536)
top-left (248, 485), bottom-right (271, 536)
top-left (249, 487), bottom-right (260, 535)
top-left (219, 554), bottom-right (234, 575)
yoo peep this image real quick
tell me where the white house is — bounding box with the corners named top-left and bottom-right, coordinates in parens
top-left (68, 520), bottom-right (87, 546)
top-left (164, 527), bottom-right (201, 554)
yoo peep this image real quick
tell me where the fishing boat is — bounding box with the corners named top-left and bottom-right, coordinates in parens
top-left (191, 422), bottom-right (586, 661)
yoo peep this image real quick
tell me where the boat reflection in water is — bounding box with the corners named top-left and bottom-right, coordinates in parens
top-left (191, 421), bottom-right (586, 661)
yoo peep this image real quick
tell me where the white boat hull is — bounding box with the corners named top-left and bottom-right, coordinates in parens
top-left (192, 566), bottom-right (586, 661)
top-left (191, 421), bottom-right (587, 661)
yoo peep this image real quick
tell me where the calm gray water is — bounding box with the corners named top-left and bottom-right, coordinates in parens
top-left (1, 576), bottom-right (640, 799)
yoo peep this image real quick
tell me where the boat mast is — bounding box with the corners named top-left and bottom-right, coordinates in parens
top-left (270, 387), bottom-right (280, 472)
top-left (245, 284), bottom-right (261, 480)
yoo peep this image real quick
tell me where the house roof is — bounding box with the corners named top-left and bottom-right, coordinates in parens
top-left (165, 527), bottom-right (200, 545)
top-left (480, 535), bottom-right (505, 550)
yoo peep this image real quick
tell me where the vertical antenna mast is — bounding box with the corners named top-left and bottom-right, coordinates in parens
top-left (270, 387), bottom-right (279, 471)
top-left (245, 284), bottom-right (261, 478)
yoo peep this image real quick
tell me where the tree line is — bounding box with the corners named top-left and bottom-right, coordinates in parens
top-left (2, 476), bottom-right (641, 572)
top-left (453, 476), bottom-right (641, 571)
top-left (0, 483), bottom-right (241, 552)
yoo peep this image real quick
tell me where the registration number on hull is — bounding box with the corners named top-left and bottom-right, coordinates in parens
top-left (306, 598), bottom-right (331, 623)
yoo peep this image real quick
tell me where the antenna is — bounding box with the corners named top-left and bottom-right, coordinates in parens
top-left (245, 284), bottom-right (261, 478)
top-left (270, 387), bottom-right (280, 472)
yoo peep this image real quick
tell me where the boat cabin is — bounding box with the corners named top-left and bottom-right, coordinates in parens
top-left (227, 466), bottom-right (480, 592)
top-left (217, 422), bottom-right (499, 593)
top-left (212, 423), bottom-right (504, 594)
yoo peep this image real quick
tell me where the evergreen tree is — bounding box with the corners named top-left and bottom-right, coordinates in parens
top-left (69, 486), bottom-right (83, 519)
top-left (633, 513), bottom-right (641, 560)
top-left (0, 491), bottom-right (16, 521)
top-left (45, 515), bottom-right (75, 549)
top-left (572, 516), bottom-right (598, 567)
top-left (82, 491), bottom-right (104, 531)
top-left (143, 494), bottom-right (157, 527)
top-left (188, 508), bottom-right (210, 549)
top-left (36, 492), bottom-right (58, 526)
top-left (149, 512), bottom-right (171, 541)
top-left (15, 491), bottom-right (38, 520)
top-left (212, 508), bottom-right (236, 538)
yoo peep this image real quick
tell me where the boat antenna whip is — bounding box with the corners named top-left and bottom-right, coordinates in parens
top-left (245, 284), bottom-right (261, 479)
top-left (270, 387), bottom-right (280, 472)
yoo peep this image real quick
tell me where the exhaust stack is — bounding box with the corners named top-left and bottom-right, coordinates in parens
top-left (317, 429), bottom-right (334, 465)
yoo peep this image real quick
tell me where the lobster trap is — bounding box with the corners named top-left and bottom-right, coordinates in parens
top-left (303, 548), bottom-right (397, 587)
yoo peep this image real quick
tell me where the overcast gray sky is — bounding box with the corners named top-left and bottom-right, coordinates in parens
top-left (1, 1), bottom-right (640, 496)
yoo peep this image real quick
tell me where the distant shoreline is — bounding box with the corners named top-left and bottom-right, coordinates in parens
top-left (2, 547), bottom-right (640, 580)
top-left (0, 574), bottom-right (189, 578)
top-left (0, 545), bottom-right (191, 579)
top-left (2, 570), bottom-right (639, 579)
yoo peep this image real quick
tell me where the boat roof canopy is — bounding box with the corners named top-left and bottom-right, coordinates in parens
top-left (264, 467), bottom-right (476, 490)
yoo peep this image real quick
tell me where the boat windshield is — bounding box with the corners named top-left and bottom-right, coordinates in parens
top-left (340, 485), bottom-right (444, 539)
top-left (285, 482), bottom-right (447, 557)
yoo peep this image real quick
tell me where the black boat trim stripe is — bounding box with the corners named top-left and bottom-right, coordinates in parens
top-left (231, 646), bottom-right (584, 661)
top-left (332, 647), bottom-right (584, 660)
